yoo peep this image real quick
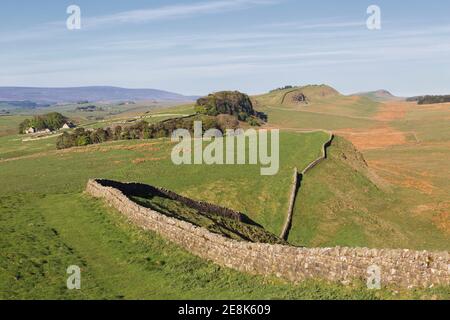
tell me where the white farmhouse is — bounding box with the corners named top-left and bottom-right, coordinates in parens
top-left (25, 127), bottom-right (36, 134)
top-left (62, 123), bottom-right (76, 130)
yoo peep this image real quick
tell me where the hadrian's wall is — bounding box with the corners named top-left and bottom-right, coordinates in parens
top-left (86, 179), bottom-right (449, 289)
top-left (301, 132), bottom-right (334, 176)
top-left (280, 132), bottom-right (334, 240)
top-left (279, 168), bottom-right (299, 240)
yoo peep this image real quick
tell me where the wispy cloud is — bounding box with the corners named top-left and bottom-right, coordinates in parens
top-left (257, 20), bottom-right (366, 30)
top-left (0, 0), bottom-right (279, 43)
top-left (84, 0), bottom-right (278, 28)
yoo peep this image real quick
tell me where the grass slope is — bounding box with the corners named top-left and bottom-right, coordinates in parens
top-left (2, 192), bottom-right (447, 300)
top-left (254, 87), bottom-right (382, 131)
top-left (288, 137), bottom-right (449, 251)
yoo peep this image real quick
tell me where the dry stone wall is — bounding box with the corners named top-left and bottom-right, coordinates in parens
top-left (280, 132), bottom-right (334, 240)
top-left (86, 179), bottom-right (449, 289)
top-left (280, 168), bottom-right (299, 240)
top-left (301, 132), bottom-right (334, 175)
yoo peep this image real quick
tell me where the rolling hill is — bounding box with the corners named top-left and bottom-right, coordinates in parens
top-left (353, 90), bottom-right (403, 102)
top-left (254, 84), bottom-right (340, 107)
top-left (0, 86), bottom-right (198, 104)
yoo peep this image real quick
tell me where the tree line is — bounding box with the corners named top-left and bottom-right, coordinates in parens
top-left (55, 115), bottom-right (229, 149)
top-left (407, 95), bottom-right (450, 105)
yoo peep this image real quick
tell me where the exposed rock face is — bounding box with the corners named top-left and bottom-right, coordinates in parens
top-left (196, 91), bottom-right (266, 121)
top-left (292, 93), bottom-right (308, 103)
top-left (86, 179), bottom-right (450, 289)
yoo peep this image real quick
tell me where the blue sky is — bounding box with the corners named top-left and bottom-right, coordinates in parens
top-left (1, 0), bottom-right (450, 96)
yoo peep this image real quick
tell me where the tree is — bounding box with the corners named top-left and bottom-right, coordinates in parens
top-left (76, 135), bottom-right (91, 146)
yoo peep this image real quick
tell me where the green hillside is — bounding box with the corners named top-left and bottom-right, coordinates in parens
top-left (254, 84), bottom-right (340, 107)
top-left (1, 90), bottom-right (448, 300)
top-left (253, 85), bottom-right (382, 131)
top-left (353, 90), bottom-right (403, 102)
top-left (1, 129), bottom-right (447, 299)
top-left (288, 136), bottom-right (449, 250)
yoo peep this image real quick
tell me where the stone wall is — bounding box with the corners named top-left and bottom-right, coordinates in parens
top-left (280, 132), bottom-right (334, 240)
top-left (279, 168), bottom-right (299, 240)
top-left (301, 132), bottom-right (334, 175)
top-left (86, 179), bottom-right (449, 289)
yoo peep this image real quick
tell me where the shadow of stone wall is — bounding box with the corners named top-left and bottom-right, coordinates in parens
top-left (95, 179), bottom-right (259, 226)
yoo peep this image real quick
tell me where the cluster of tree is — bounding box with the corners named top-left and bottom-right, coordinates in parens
top-left (19, 112), bottom-right (68, 133)
top-left (195, 91), bottom-right (267, 124)
top-left (55, 115), bottom-right (226, 150)
top-left (56, 128), bottom-right (111, 149)
top-left (270, 85), bottom-right (295, 92)
top-left (75, 105), bottom-right (104, 112)
top-left (406, 95), bottom-right (450, 105)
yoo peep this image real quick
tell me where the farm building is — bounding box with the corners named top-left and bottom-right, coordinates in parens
top-left (62, 123), bottom-right (76, 129)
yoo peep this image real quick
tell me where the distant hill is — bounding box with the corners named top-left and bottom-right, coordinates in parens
top-left (0, 100), bottom-right (51, 109)
top-left (289, 84), bottom-right (340, 102)
top-left (0, 86), bottom-right (197, 104)
top-left (353, 90), bottom-right (403, 102)
top-left (254, 84), bottom-right (341, 107)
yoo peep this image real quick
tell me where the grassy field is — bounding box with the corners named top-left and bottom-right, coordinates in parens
top-left (0, 115), bottom-right (29, 137)
top-left (4, 192), bottom-right (448, 300)
top-left (0, 132), bottom-right (329, 235)
top-left (0, 89), bottom-right (449, 300)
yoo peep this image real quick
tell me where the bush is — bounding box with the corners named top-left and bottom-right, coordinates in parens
top-left (247, 117), bottom-right (261, 127)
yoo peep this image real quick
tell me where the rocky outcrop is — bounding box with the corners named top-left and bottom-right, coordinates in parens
top-left (196, 91), bottom-right (267, 122)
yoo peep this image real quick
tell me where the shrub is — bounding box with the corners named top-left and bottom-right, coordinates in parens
top-left (248, 117), bottom-right (261, 127)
